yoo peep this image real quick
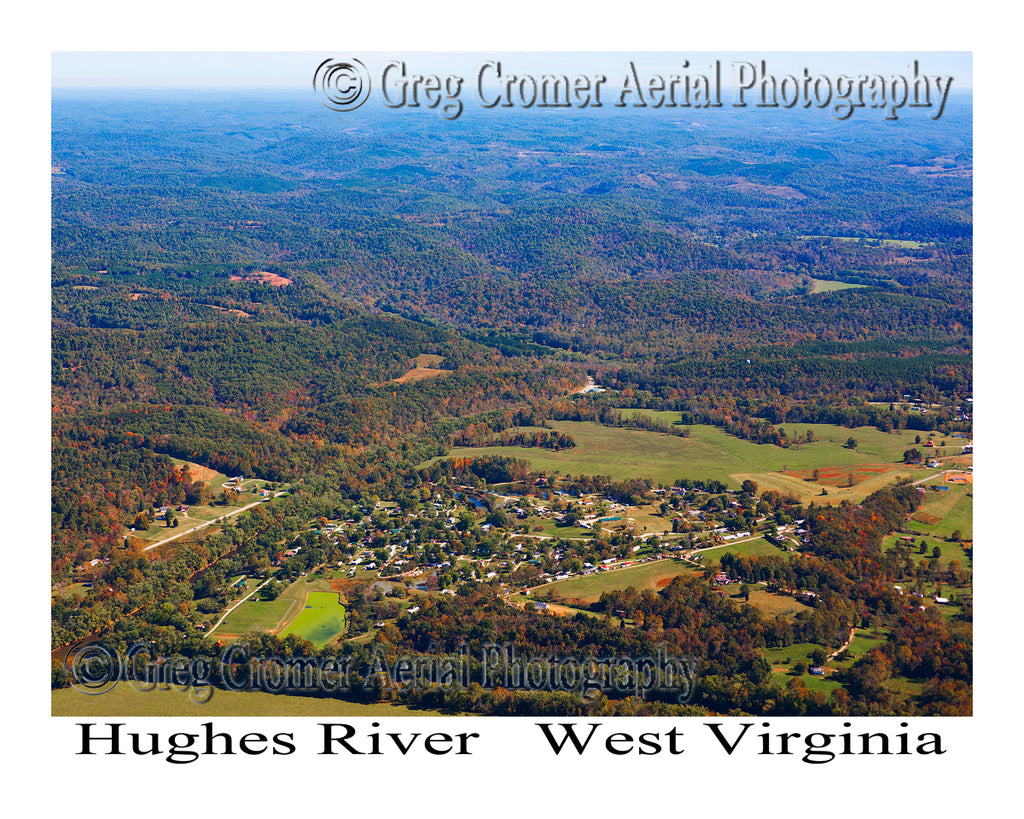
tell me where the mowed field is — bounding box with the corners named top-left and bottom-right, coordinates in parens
top-left (532, 554), bottom-right (811, 623)
top-left (907, 480), bottom-right (973, 540)
top-left (211, 578), bottom-right (341, 640)
top-left (697, 536), bottom-right (790, 568)
top-left (213, 597), bottom-right (293, 636)
top-left (52, 685), bottom-right (447, 717)
top-left (536, 559), bottom-right (699, 604)
top-left (445, 418), bottom-right (938, 502)
top-left (279, 592), bottom-right (346, 647)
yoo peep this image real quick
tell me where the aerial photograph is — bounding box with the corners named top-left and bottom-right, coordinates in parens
top-left (51, 52), bottom-right (973, 719)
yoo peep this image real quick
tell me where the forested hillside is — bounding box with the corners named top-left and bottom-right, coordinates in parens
top-left (52, 90), bottom-right (971, 716)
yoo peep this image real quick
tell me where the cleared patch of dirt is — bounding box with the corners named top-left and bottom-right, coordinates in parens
top-left (204, 304), bottom-right (252, 318)
top-left (180, 463), bottom-right (219, 483)
top-left (726, 180), bottom-right (806, 199)
top-left (785, 464), bottom-right (898, 487)
top-left (229, 271), bottom-right (293, 286)
top-left (392, 367), bottom-right (450, 384)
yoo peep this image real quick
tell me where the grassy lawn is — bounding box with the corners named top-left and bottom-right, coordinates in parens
top-left (279, 591), bottom-right (347, 647)
top-left (210, 576), bottom-right (341, 639)
top-left (443, 420), bottom-right (935, 502)
top-left (742, 587), bottom-right (810, 619)
top-left (523, 515), bottom-right (595, 539)
top-left (801, 675), bottom-right (843, 695)
top-left (829, 628), bottom-right (890, 670)
top-left (699, 536), bottom-right (789, 568)
top-left (52, 685), bottom-right (449, 717)
top-left (536, 558), bottom-right (698, 604)
top-left (883, 533), bottom-right (972, 573)
top-left (52, 582), bottom-right (91, 601)
top-left (766, 641), bottom-right (836, 691)
top-left (764, 641), bottom-right (824, 668)
top-left (215, 598), bottom-right (293, 636)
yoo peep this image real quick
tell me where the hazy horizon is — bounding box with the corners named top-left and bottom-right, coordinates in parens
top-left (53, 51), bottom-right (973, 90)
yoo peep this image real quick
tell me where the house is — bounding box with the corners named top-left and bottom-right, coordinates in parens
top-left (810, 667), bottom-right (825, 676)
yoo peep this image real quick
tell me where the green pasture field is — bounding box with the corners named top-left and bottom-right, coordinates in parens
top-left (614, 504), bottom-right (673, 534)
top-left (214, 598), bottom-right (292, 636)
top-left (764, 641), bottom-right (841, 695)
top-left (765, 641), bottom-right (841, 694)
top-left (764, 641), bottom-right (826, 669)
top-left (279, 591), bottom-right (347, 647)
top-left (800, 675), bottom-right (843, 695)
top-left (537, 558), bottom-right (698, 604)
top-left (699, 536), bottom-right (789, 567)
top-left (210, 577), bottom-right (339, 639)
top-left (444, 419), bottom-right (935, 501)
top-left (882, 533), bottom-right (972, 573)
top-left (523, 515), bottom-right (594, 539)
top-left (906, 484), bottom-right (973, 540)
top-left (51, 685), bottom-right (448, 717)
top-left (741, 587), bottom-right (810, 619)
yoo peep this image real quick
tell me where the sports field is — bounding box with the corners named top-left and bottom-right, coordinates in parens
top-left (279, 592), bottom-right (346, 647)
top-left (445, 419), bottom-right (936, 501)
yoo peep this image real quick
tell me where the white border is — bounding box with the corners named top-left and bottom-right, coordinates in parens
top-left (14, 2), bottom-right (1019, 814)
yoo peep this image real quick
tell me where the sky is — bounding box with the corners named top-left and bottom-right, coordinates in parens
top-left (52, 51), bottom-right (972, 90)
